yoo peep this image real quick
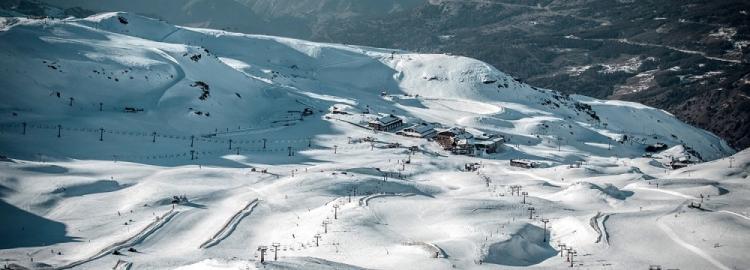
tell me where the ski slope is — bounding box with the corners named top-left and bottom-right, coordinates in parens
top-left (0, 12), bottom-right (747, 270)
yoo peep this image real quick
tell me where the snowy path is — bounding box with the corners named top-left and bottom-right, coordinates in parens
top-left (55, 209), bottom-right (179, 270)
top-left (586, 38), bottom-right (742, 64)
top-left (656, 219), bottom-right (731, 270)
top-left (718, 210), bottom-right (750, 222)
top-left (600, 214), bottom-right (610, 245)
top-left (151, 48), bottom-right (187, 107)
top-left (359, 193), bottom-right (416, 207)
top-left (200, 199), bottom-right (260, 249)
top-left (590, 212), bottom-right (610, 244)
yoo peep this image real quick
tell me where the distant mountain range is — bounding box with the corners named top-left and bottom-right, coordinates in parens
top-left (11, 0), bottom-right (750, 150)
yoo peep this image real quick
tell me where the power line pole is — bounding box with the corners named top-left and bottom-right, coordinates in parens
top-left (334, 145), bottom-right (338, 154)
top-left (57, 124), bottom-right (61, 138)
top-left (510, 185), bottom-right (522, 196)
top-left (729, 156), bottom-right (735, 168)
top-left (557, 244), bottom-right (566, 257)
top-left (152, 132), bottom-right (157, 143)
top-left (271, 242), bottom-right (280, 261)
top-left (314, 233), bottom-right (322, 247)
top-left (263, 138), bottom-right (267, 149)
top-left (521, 191), bottom-right (528, 204)
top-left (541, 218), bottom-right (550, 242)
top-left (99, 102), bottom-right (103, 111)
top-left (527, 207), bottom-right (535, 219)
top-left (229, 139), bottom-right (232, 150)
top-left (569, 250), bottom-right (577, 267)
top-left (190, 135), bottom-right (194, 147)
top-left (333, 205), bottom-right (339, 220)
top-left (322, 220), bottom-right (330, 233)
top-left (257, 246), bottom-right (268, 263)
top-left (190, 150), bottom-right (195, 160)
top-left (100, 128), bottom-right (104, 141)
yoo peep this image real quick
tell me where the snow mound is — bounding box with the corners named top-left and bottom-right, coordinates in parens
top-left (544, 182), bottom-right (632, 206)
top-left (51, 180), bottom-right (132, 197)
top-left (482, 224), bottom-right (557, 266)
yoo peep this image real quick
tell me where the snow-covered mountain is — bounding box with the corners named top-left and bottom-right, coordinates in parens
top-left (0, 12), bottom-right (733, 162)
top-left (0, 12), bottom-right (746, 270)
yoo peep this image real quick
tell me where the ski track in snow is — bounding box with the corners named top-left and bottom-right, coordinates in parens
top-left (590, 212), bottom-right (609, 245)
top-left (151, 48), bottom-right (187, 107)
top-left (55, 209), bottom-right (179, 270)
top-left (200, 199), bottom-right (260, 249)
top-left (359, 193), bottom-right (416, 207)
top-left (718, 210), bottom-right (750, 222)
top-left (656, 219), bottom-right (731, 270)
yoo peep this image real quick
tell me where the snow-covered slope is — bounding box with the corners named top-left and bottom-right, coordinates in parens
top-left (0, 12), bottom-right (734, 162)
top-left (0, 12), bottom-right (746, 270)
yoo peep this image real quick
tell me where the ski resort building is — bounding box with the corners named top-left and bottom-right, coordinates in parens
top-left (510, 159), bottom-right (537, 168)
top-left (397, 123), bottom-right (438, 139)
top-left (452, 139), bottom-right (475, 155)
top-left (369, 115), bottom-right (404, 132)
top-left (436, 128), bottom-right (504, 155)
top-left (472, 136), bottom-right (504, 154)
top-left (436, 128), bottom-right (472, 150)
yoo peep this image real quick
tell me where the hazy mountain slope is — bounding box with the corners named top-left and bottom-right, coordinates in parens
top-left (317, 0), bottom-right (750, 150)
top-left (0, 0), bottom-right (94, 18)
top-left (35, 0), bottom-right (422, 38)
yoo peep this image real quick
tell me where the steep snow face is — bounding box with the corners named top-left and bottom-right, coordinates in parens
top-left (0, 12), bottom-right (734, 163)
